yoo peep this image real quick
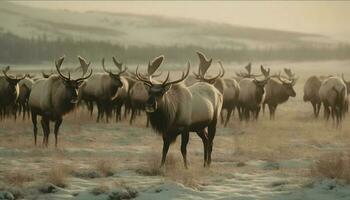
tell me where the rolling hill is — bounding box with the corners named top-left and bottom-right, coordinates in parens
top-left (0, 2), bottom-right (333, 50)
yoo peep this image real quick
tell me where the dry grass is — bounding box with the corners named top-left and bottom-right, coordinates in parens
top-left (1, 61), bottom-right (350, 197)
top-left (4, 171), bottom-right (33, 187)
top-left (46, 164), bottom-right (73, 188)
top-left (91, 182), bottom-right (110, 195)
top-left (136, 153), bottom-right (206, 188)
top-left (311, 152), bottom-right (350, 182)
top-left (95, 159), bottom-right (115, 177)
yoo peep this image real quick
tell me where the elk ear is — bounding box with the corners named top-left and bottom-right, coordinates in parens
top-left (207, 79), bottom-right (216, 84)
top-left (77, 80), bottom-right (86, 87)
top-left (163, 84), bottom-right (172, 93)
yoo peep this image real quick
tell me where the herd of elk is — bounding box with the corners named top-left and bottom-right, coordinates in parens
top-left (1, 51), bottom-right (350, 168)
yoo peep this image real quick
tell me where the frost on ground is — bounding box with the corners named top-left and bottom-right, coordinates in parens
top-left (1, 61), bottom-right (350, 199)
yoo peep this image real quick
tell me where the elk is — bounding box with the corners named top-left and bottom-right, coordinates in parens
top-left (29, 57), bottom-right (92, 147)
top-left (319, 76), bottom-right (347, 127)
top-left (110, 57), bottom-right (129, 122)
top-left (237, 66), bottom-right (270, 121)
top-left (303, 76), bottom-right (323, 117)
top-left (136, 56), bottom-right (222, 168)
top-left (0, 66), bottom-right (25, 120)
top-left (263, 68), bottom-right (297, 119)
top-left (80, 58), bottom-right (126, 122)
top-left (17, 76), bottom-right (35, 120)
top-left (191, 52), bottom-right (240, 126)
top-left (128, 56), bottom-right (164, 125)
top-left (341, 74), bottom-right (350, 114)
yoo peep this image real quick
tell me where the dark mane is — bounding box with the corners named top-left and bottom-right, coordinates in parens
top-left (50, 76), bottom-right (76, 116)
top-left (148, 85), bottom-right (181, 135)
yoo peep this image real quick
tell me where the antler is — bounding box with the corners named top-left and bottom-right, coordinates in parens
top-left (3, 66), bottom-right (10, 73)
top-left (102, 58), bottom-right (126, 76)
top-left (136, 65), bottom-right (152, 87)
top-left (342, 73), bottom-right (347, 83)
top-left (77, 56), bottom-right (91, 76)
top-left (102, 57), bottom-right (111, 74)
top-left (163, 62), bottom-right (190, 87)
top-left (75, 69), bottom-right (93, 83)
top-left (218, 61), bottom-right (225, 78)
top-left (55, 56), bottom-right (70, 81)
top-left (148, 55), bottom-right (164, 76)
top-left (260, 65), bottom-right (270, 78)
top-left (284, 68), bottom-right (295, 78)
top-left (196, 51), bottom-right (212, 76)
top-left (277, 72), bottom-right (293, 84)
top-left (112, 56), bottom-right (123, 71)
top-left (2, 67), bottom-right (25, 81)
top-left (245, 63), bottom-right (252, 75)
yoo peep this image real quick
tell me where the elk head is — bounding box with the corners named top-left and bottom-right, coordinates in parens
top-left (2, 66), bottom-right (25, 98)
top-left (253, 69), bottom-right (270, 100)
top-left (42, 71), bottom-right (54, 78)
top-left (102, 57), bottom-right (127, 89)
top-left (136, 59), bottom-right (190, 113)
top-left (56, 56), bottom-right (92, 103)
top-left (278, 72), bottom-right (296, 97)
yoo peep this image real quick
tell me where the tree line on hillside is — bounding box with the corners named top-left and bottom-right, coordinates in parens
top-left (0, 32), bottom-right (350, 65)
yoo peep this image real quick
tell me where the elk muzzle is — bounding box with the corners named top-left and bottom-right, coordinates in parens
top-left (70, 89), bottom-right (79, 103)
top-left (145, 96), bottom-right (157, 113)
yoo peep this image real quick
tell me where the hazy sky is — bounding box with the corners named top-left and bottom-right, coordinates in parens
top-left (15, 1), bottom-right (350, 41)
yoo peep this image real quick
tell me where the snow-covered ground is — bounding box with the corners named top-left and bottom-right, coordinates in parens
top-left (1, 60), bottom-right (350, 199)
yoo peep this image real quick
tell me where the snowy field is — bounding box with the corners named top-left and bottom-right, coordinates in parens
top-left (1, 60), bottom-right (350, 199)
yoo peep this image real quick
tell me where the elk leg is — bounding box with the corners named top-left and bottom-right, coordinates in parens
top-left (331, 107), bottom-right (335, 122)
top-left (224, 107), bottom-right (233, 127)
top-left (262, 103), bottom-right (266, 115)
top-left (22, 105), bottom-right (26, 120)
top-left (312, 102), bottom-right (317, 118)
top-left (232, 105), bottom-right (236, 117)
top-left (220, 110), bottom-right (225, 124)
top-left (116, 104), bottom-right (121, 122)
top-left (27, 105), bottom-right (31, 119)
top-left (160, 137), bottom-right (171, 168)
top-left (316, 103), bottom-right (321, 118)
top-left (237, 106), bottom-right (243, 121)
top-left (88, 101), bottom-right (94, 117)
top-left (324, 104), bottom-right (330, 120)
top-left (146, 115), bottom-right (150, 127)
top-left (207, 122), bottom-right (217, 167)
top-left (255, 106), bottom-right (261, 120)
top-left (96, 102), bottom-right (101, 123)
top-left (54, 118), bottom-right (63, 148)
top-left (31, 112), bottom-right (38, 146)
top-left (41, 118), bottom-right (50, 147)
top-left (196, 129), bottom-right (208, 167)
top-left (181, 131), bottom-right (189, 169)
top-left (129, 109), bottom-right (136, 125)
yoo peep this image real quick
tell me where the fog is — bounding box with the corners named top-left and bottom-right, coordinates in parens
top-left (15, 1), bottom-right (350, 42)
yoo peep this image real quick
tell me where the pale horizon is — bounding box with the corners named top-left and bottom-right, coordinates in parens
top-left (14, 1), bottom-right (350, 42)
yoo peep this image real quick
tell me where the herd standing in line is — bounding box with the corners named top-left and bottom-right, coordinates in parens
top-left (0, 51), bottom-right (348, 167)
